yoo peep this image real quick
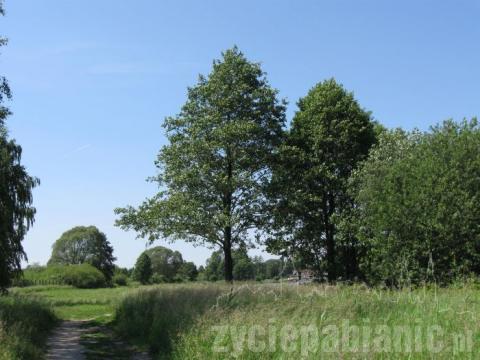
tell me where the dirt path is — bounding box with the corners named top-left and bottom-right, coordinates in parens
top-left (46, 320), bottom-right (151, 360)
top-left (46, 321), bottom-right (88, 360)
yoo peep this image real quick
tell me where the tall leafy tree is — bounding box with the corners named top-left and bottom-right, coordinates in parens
top-left (266, 79), bottom-right (376, 281)
top-left (115, 47), bottom-right (286, 282)
top-left (48, 226), bottom-right (116, 281)
top-left (0, 3), bottom-right (39, 292)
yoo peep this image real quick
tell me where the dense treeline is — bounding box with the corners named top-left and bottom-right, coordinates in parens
top-left (348, 120), bottom-right (480, 285)
top-left (116, 47), bottom-right (480, 286)
top-left (126, 246), bottom-right (293, 284)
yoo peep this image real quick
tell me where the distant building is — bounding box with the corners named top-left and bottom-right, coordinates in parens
top-left (288, 269), bottom-right (315, 282)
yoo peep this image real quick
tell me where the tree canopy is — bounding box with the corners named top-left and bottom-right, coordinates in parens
top-left (133, 253), bottom-right (152, 284)
top-left (48, 226), bottom-right (116, 281)
top-left (349, 119), bottom-right (480, 285)
top-left (265, 79), bottom-right (376, 281)
top-left (115, 47), bottom-right (286, 281)
top-left (141, 246), bottom-right (184, 281)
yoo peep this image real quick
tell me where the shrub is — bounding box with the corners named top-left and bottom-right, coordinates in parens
top-left (113, 273), bottom-right (128, 286)
top-left (62, 264), bottom-right (107, 289)
top-left (151, 273), bottom-right (166, 284)
top-left (14, 264), bottom-right (107, 288)
top-left (0, 296), bottom-right (57, 359)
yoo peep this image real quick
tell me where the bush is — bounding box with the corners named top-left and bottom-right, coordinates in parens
top-left (62, 264), bottom-right (107, 289)
top-left (13, 264), bottom-right (108, 288)
top-left (151, 273), bottom-right (166, 284)
top-left (113, 273), bottom-right (128, 286)
top-left (0, 296), bottom-right (57, 359)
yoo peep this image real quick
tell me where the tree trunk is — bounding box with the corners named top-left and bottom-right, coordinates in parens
top-left (325, 223), bottom-right (336, 282)
top-left (223, 148), bottom-right (234, 283)
top-left (324, 192), bottom-right (336, 282)
top-left (223, 228), bottom-right (233, 282)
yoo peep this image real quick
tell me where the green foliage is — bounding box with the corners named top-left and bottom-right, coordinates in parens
top-left (203, 249), bottom-right (290, 281)
top-left (151, 273), bottom-right (166, 284)
top-left (0, 296), bottom-right (57, 359)
top-left (62, 264), bottom-right (107, 289)
top-left (142, 246), bottom-right (184, 281)
top-left (48, 226), bottom-right (116, 281)
top-left (204, 250), bottom-right (224, 281)
top-left (178, 261), bottom-right (198, 281)
top-left (116, 47), bottom-right (286, 281)
top-left (0, 5), bottom-right (38, 292)
top-left (350, 119), bottom-right (480, 286)
top-left (133, 253), bottom-right (153, 284)
top-left (265, 79), bottom-right (376, 281)
top-left (264, 258), bottom-right (285, 279)
top-left (17, 265), bottom-right (66, 286)
top-left (18, 264), bottom-right (107, 288)
top-left (112, 273), bottom-right (128, 286)
top-left (204, 249), bottom-right (256, 281)
top-left (232, 257), bottom-right (255, 280)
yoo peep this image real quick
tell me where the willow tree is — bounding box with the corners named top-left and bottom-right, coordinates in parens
top-left (115, 47), bottom-right (286, 281)
top-left (0, 3), bottom-right (39, 292)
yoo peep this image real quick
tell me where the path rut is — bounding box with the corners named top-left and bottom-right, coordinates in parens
top-left (46, 320), bottom-right (151, 360)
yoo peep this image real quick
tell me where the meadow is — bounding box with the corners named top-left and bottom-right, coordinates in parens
top-left (4, 281), bottom-right (480, 359)
top-left (0, 295), bottom-right (56, 360)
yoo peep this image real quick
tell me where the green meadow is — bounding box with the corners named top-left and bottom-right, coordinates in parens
top-left (3, 282), bottom-right (479, 359)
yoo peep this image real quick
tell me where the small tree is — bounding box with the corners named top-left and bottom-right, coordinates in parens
top-left (48, 226), bottom-right (116, 282)
top-left (133, 253), bottom-right (152, 284)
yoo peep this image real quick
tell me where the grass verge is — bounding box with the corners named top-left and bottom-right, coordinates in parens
top-left (0, 295), bottom-right (57, 360)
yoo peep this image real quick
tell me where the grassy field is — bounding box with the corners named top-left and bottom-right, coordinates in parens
top-left (114, 282), bottom-right (480, 359)
top-left (9, 282), bottom-right (480, 359)
top-left (0, 296), bottom-right (57, 360)
top-left (12, 285), bottom-right (140, 323)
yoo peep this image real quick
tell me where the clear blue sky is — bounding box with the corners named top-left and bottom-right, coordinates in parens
top-left (1, 0), bottom-right (479, 267)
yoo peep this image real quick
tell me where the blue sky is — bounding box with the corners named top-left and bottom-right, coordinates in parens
top-left (1, 0), bottom-right (479, 267)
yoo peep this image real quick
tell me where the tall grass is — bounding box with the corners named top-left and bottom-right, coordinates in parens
top-left (0, 296), bottom-right (57, 359)
top-left (114, 284), bottom-right (224, 356)
top-left (115, 282), bottom-right (480, 359)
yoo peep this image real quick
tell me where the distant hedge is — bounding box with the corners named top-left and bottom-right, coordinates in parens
top-left (62, 264), bottom-right (106, 288)
top-left (14, 264), bottom-right (107, 289)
